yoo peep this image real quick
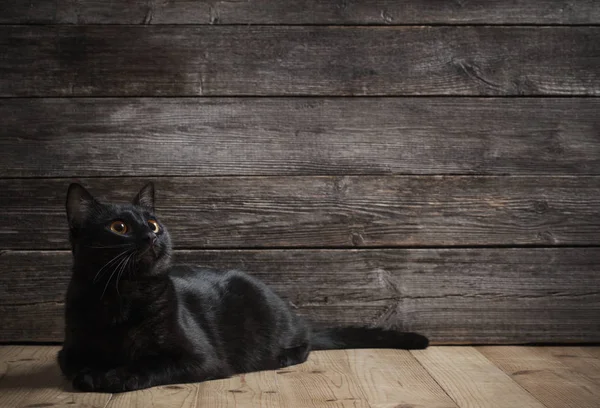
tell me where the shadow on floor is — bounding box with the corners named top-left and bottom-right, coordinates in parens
top-left (0, 362), bottom-right (73, 392)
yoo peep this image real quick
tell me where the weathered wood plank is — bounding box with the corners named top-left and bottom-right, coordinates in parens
top-left (347, 348), bottom-right (458, 407)
top-left (108, 380), bottom-right (202, 407)
top-left (2, 98), bottom-right (599, 177)
top-left (541, 347), bottom-right (600, 384)
top-left (478, 346), bottom-right (600, 408)
top-left (586, 348), bottom-right (600, 359)
top-left (411, 347), bottom-right (547, 408)
top-left (1, 176), bottom-right (599, 249)
top-left (193, 368), bottom-right (285, 408)
top-left (2, 0), bottom-right (599, 24)
top-left (0, 248), bottom-right (598, 343)
top-left (274, 350), bottom-right (371, 407)
top-left (2, 26), bottom-right (599, 96)
top-left (0, 346), bottom-right (111, 408)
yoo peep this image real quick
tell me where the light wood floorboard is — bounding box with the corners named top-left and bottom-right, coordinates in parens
top-left (479, 346), bottom-right (600, 408)
top-left (1, 346), bottom-right (599, 408)
top-left (411, 346), bottom-right (546, 408)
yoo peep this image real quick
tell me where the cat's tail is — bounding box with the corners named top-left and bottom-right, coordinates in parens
top-left (310, 327), bottom-right (429, 350)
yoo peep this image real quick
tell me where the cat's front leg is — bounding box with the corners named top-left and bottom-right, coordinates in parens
top-left (58, 348), bottom-right (84, 379)
top-left (72, 357), bottom-right (226, 393)
top-left (73, 366), bottom-right (141, 393)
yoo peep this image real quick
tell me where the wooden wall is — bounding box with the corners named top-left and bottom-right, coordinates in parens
top-left (0, 1), bottom-right (599, 344)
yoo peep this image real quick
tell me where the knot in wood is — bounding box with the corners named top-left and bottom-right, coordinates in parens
top-left (533, 200), bottom-right (549, 213)
top-left (537, 230), bottom-right (557, 243)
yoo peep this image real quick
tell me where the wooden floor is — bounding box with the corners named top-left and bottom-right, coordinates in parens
top-left (0, 346), bottom-right (599, 408)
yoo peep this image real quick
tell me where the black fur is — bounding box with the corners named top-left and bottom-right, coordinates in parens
top-left (58, 183), bottom-right (428, 393)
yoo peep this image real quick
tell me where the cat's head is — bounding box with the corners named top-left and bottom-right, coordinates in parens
top-left (66, 182), bottom-right (172, 281)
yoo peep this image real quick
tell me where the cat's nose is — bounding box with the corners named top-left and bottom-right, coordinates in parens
top-left (146, 232), bottom-right (157, 245)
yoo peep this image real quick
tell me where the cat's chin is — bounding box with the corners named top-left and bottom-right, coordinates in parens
top-left (138, 248), bottom-right (168, 271)
top-left (137, 244), bottom-right (159, 260)
top-left (138, 253), bottom-right (158, 268)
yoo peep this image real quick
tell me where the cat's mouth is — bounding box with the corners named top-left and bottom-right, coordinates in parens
top-left (137, 244), bottom-right (160, 262)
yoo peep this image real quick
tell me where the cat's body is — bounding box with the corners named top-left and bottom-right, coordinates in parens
top-left (59, 183), bottom-right (428, 393)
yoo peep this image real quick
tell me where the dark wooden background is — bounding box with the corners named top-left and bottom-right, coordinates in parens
top-left (1, 1), bottom-right (599, 344)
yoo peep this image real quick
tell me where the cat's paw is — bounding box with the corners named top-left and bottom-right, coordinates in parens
top-left (72, 368), bottom-right (96, 392)
top-left (73, 368), bottom-right (141, 393)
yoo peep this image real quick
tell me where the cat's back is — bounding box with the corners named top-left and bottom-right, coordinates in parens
top-left (169, 264), bottom-right (225, 295)
top-left (169, 264), bottom-right (307, 373)
top-left (168, 264), bottom-right (277, 302)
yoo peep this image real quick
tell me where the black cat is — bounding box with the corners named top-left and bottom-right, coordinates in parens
top-left (58, 183), bottom-right (428, 393)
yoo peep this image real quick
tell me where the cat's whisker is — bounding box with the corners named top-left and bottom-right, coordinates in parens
top-left (101, 251), bottom-right (133, 299)
top-left (93, 249), bottom-right (133, 283)
top-left (87, 244), bottom-right (135, 249)
top-left (99, 249), bottom-right (135, 282)
top-left (116, 253), bottom-right (135, 296)
top-left (93, 251), bottom-right (128, 283)
top-left (126, 252), bottom-right (136, 278)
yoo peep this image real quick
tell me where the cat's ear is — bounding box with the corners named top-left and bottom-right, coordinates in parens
top-left (66, 183), bottom-right (97, 229)
top-left (133, 182), bottom-right (155, 212)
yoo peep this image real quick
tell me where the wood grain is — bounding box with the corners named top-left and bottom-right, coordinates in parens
top-left (412, 347), bottom-right (546, 408)
top-left (346, 348), bottom-right (458, 407)
top-left (541, 347), bottom-right (600, 383)
top-left (194, 369), bottom-right (284, 408)
top-left (582, 348), bottom-right (600, 359)
top-left (2, 0), bottom-right (599, 24)
top-left (0, 346), bottom-right (111, 408)
top-left (1, 248), bottom-right (598, 343)
top-left (106, 351), bottom-right (382, 408)
top-left (275, 350), bottom-right (371, 407)
top-left (2, 176), bottom-right (599, 249)
top-left (2, 97), bottom-right (599, 177)
top-left (479, 346), bottom-right (600, 408)
top-left (107, 382), bottom-right (199, 408)
top-left (2, 26), bottom-right (599, 96)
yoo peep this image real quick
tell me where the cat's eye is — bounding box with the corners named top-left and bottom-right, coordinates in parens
top-left (110, 221), bottom-right (128, 235)
top-left (148, 219), bottom-right (160, 233)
